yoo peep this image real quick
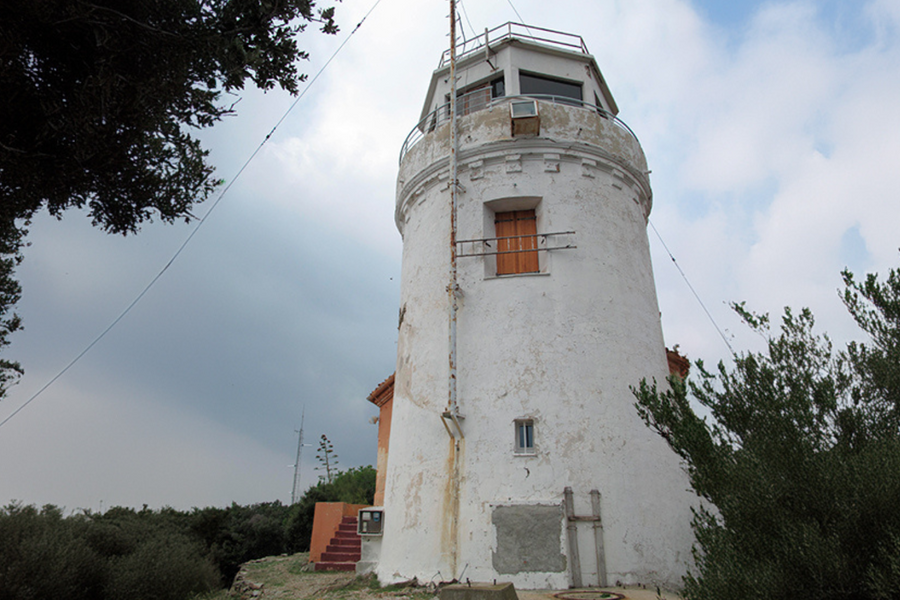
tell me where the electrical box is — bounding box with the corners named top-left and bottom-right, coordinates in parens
top-left (358, 508), bottom-right (384, 536)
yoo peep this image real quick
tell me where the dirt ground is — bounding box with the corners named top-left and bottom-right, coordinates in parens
top-left (223, 553), bottom-right (437, 600)
top-left (218, 553), bottom-right (682, 600)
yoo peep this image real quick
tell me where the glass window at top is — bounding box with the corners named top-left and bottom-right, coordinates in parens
top-left (491, 77), bottom-right (506, 98)
top-left (519, 72), bottom-right (582, 106)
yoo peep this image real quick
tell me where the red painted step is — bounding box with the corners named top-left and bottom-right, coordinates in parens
top-left (329, 537), bottom-right (361, 547)
top-left (321, 551), bottom-right (360, 562)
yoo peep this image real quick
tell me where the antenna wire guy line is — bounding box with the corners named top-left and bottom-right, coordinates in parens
top-left (648, 219), bottom-right (736, 356)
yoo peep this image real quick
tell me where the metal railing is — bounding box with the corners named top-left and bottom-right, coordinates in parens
top-left (399, 92), bottom-right (639, 164)
top-left (439, 23), bottom-right (589, 68)
top-left (456, 231), bottom-right (577, 258)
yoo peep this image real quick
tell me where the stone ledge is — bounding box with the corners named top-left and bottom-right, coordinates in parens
top-left (441, 582), bottom-right (519, 600)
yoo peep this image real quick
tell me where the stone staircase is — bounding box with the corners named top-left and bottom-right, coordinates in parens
top-left (314, 516), bottom-right (361, 571)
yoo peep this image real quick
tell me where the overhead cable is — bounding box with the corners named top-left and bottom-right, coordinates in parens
top-left (505, 0), bottom-right (535, 38)
top-left (648, 219), bottom-right (736, 356)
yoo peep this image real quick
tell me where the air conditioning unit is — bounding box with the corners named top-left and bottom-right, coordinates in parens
top-left (510, 100), bottom-right (540, 136)
top-left (358, 508), bottom-right (384, 536)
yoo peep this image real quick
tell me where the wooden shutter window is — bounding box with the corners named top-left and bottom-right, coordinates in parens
top-left (495, 210), bottom-right (539, 275)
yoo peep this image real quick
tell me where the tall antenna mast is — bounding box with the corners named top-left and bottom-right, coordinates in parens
top-left (444, 0), bottom-right (463, 579)
top-left (290, 407), bottom-right (306, 504)
top-left (447, 0), bottom-right (460, 420)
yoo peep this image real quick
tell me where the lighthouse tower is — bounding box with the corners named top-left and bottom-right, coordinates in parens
top-left (376, 24), bottom-right (694, 590)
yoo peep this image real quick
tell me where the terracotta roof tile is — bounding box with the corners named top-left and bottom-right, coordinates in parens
top-left (367, 373), bottom-right (395, 407)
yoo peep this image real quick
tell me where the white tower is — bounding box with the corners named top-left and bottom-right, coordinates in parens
top-left (378, 24), bottom-right (694, 590)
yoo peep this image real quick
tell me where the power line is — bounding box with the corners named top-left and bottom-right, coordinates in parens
top-left (648, 219), bottom-right (736, 356)
top-left (504, 0), bottom-right (535, 38)
top-left (0, 0), bottom-right (386, 431)
top-left (457, 0), bottom-right (475, 40)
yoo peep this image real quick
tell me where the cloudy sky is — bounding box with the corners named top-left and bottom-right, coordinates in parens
top-left (1, 0), bottom-right (898, 512)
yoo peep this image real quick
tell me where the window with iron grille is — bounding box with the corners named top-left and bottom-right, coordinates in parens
top-left (447, 76), bottom-right (506, 118)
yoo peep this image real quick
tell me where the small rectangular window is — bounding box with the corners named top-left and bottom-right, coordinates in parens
top-left (495, 210), bottom-right (539, 275)
top-left (515, 419), bottom-right (535, 455)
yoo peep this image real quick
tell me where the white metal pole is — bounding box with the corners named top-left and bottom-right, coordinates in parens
top-left (290, 406), bottom-right (306, 504)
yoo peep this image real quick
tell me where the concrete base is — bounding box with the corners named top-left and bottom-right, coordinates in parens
top-left (357, 536), bottom-right (382, 576)
top-left (441, 583), bottom-right (518, 600)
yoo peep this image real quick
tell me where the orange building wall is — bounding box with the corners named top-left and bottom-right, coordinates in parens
top-left (374, 397), bottom-right (393, 506)
top-left (367, 373), bottom-right (394, 507)
top-left (309, 502), bottom-right (368, 563)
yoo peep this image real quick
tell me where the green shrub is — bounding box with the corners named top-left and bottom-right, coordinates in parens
top-left (0, 504), bottom-right (105, 600)
top-left (0, 472), bottom-right (374, 597)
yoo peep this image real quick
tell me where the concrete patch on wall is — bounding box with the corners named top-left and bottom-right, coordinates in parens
top-left (492, 504), bottom-right (566, 574)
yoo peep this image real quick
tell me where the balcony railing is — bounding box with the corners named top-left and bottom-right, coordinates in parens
top-left (439, 23), bottom-right (589, 68)
top-left (399, 92), bottom-right (639, 164)
top-left (456, 231), bottom-right (577, 258)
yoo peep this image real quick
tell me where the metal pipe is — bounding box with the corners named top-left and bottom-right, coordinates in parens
top-left (564, 487), bottom-right (583, 588)
top-left (590, 489), bottom-right (608, 587)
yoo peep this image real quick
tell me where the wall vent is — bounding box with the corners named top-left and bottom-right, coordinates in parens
top-left (510, 100), bottom-right (540, 136)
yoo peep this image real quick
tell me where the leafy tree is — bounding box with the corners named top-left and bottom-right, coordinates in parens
top-left (634, 264), bottom-right (900, 600)
top-left (0, 0), bottom-right (339, 395)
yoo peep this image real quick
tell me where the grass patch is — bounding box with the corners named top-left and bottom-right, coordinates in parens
top-left (329, 574), bottom-right (381, 592)
top-left (286, 554), bottom-right (315, 576)
top-left (242, 559), bottom-right (288, 586)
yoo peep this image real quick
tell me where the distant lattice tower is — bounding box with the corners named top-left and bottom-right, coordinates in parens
top-left (375, 24), bottom-right (695, 590)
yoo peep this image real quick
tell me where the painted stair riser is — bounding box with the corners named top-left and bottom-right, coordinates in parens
top-left (330, 538), bottom-right (361, 546)
top-left (321, 552), bottom-right (361, 563)
top-left (326, 544), bottom-right (360, 553)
